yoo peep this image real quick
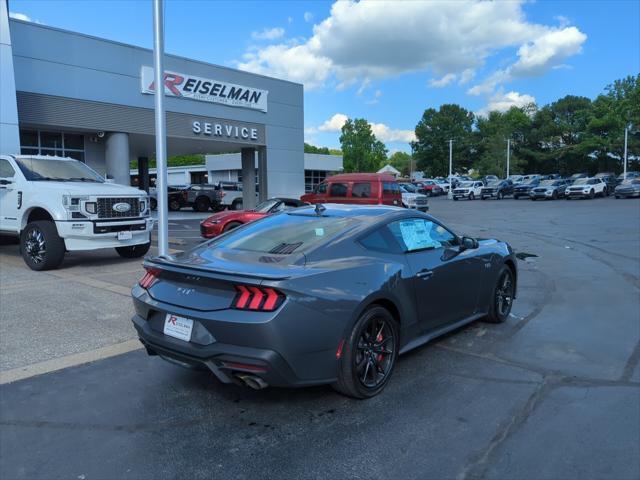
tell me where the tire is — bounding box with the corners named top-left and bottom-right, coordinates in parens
top-left (484, 265), bottom-right (515, 324)
top-left (222, 221), bottom-right (242, 233)
top-left (20, 221), bottom-right (65, 271)
top-left (169, 199), bottom-right (181, 211)
top-left (497, 192), bottom-right (503, 200)
top-left (231, 199), bottom-right (243, 211)
top-left (531, 197), bottom-right (536, 201)
top-left (615, 195), bottom-right (620, 199)
top-left (469, 192), bottom-right (475, 200)
top-left (514, 195), bottom-right (519, 200)
top-left (552, 191), bottom-right (558, 200)
top-left (150, 198), bottom-right (157, 211)
top-left (589, 189), bottom-right (595, 199)
top-left (332, 305), bottom-right (399, 399)
top-left (115, 241), bottom-right (151, 258)
top-left (453, 197), bottom-right (459, 201)
top-left (481, 196), bottom-right (487, 200)
top-left (194, 196), bottom-right (211, 212)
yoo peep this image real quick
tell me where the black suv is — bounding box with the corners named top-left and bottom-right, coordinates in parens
top-left (513, 178), bottom-right (541, 199)
top-left (481, 180), bottom-right (513, 200)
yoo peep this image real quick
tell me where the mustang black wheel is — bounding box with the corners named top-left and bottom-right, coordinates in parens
top-left (333, 305), bottom-right (398, 399)
top-left (485, 265), bottom-right (515, 323)
top-left (20, 221), bottom-right (65, 271)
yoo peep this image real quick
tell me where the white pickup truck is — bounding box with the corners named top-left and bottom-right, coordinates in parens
top-left (0, 155), bottom-right (154, 270)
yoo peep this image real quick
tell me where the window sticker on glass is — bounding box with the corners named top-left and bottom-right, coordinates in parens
top-left (399, 219), bottom-right (440, 251)
top-left (315, 228), bottom-right (325, 236)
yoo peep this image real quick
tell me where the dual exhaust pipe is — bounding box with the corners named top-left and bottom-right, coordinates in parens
top-left (234, 373), bottom-right (268, 390)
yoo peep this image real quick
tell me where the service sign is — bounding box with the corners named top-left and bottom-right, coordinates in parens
top-left (140, 66), bottom-right (268, 112)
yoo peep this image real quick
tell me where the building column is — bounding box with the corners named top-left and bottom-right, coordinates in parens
top-left (241, 147), bottom-right (256, 210)
top-left (105, 132), bottom-right (130, 185)
top-left (0, 0), bottom-right (20, 155)
top-left (257, 147), bottom-right (268, 202)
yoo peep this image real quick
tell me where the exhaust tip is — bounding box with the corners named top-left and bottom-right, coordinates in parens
top-left (235, 373), bottom-right (268, 390)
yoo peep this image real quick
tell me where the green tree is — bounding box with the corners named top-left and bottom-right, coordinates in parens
top-left (339, 118), bottom-right (388, 172)
top-left (411, 104), bottom-right (475, 177)
top-left (304, 143), bottom-right (330, 154)
top-left (475, 107), bottom-right (533, 176)
top-left (387, 151), bottom-right (413, 176)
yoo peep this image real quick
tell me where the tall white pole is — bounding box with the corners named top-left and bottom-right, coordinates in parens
top-left (623, 125), bottom-right (628, 180)
top-left (153, 0), bottom-right (169, 257)
top-left (506, 138), bottom-right (511, 179)
top-left (448, 139), bottom-right (453, 197)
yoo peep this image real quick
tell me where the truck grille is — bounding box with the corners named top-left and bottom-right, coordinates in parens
top-left (415, 197), bottom-right (427, 205)
top-left (97, 197), bottom-right (140, 219)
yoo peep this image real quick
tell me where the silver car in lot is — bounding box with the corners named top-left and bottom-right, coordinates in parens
top-left (132, 204), bottom-right (517, 398)
top-left (614, 179), bottom-right (640, 198)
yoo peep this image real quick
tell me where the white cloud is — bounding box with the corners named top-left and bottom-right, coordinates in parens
top-left (9, 12), bottom-right (41, 23)
top-left (236, 0), bottom-right (586, 92)
top-left (318, 113), bottom-right (349, 132)
top-left (316, 113), bottom-right (415, 143)
top-left (477, 90), bottom-right (536, 117)
top-left (304, 11), bottom-right (314, 23)
top-left (429, 73), bottom-right (457, 88)
top-left (458, 68), bottom-right (476, 85)
top-left (251, 27), bottom-right (285, 41)
top-left (469, 25), bottom-right (586, 95)
top-left (370, 122), bottom-right (416, 143)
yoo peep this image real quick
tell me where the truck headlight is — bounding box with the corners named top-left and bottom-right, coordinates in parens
top-left (85, 202), bottom-right (97, 214)
top-left (63, 195), bottom-right (88, 212)
top-left (139, 200), bottom-right (146, 212)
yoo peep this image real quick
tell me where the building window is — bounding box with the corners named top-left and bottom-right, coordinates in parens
top-left (305, 169), bottom-right (328, 192)
top-left (190, 171), bottom-right (209, 184)
top-left (19, 129), bottom-right (85, 162)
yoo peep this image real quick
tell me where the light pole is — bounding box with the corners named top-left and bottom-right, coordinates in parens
top-left (448, 139), bottom-right (453, 197)
top-left (506, 138), bottom-right (511, 179)
top-left (152, 0), bottom-right (169, 257)
top-left (623, 124), bottom-right (629, 180)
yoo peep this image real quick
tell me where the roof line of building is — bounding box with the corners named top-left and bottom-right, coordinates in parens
top-left (8, 17), bottom-right (304, 88)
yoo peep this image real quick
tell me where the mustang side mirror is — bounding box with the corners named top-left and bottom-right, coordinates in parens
top-left (460, 236), bottom-right (479, 251)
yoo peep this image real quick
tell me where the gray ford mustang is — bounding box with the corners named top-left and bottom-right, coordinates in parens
top-left (131, 204), bottom-right (517, 398)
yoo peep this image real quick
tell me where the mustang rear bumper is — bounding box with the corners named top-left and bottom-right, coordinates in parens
top-left (131, 286), bottom-right (341, 388)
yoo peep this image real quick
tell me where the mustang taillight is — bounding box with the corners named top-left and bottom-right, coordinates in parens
top-left (139, 267), bottom-right (161, 289)
top-left (233, 285), bottom-right (284, 312)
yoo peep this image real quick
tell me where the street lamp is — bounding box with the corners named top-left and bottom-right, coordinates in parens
top-left (448, 139), bottom-right (453, 197)
top-left (506, 138), bottom-right (511, 179)
top-left (623, 123), bottom-right (630, 180)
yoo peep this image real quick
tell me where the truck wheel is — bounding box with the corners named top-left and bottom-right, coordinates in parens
top-left (169, 199), bottom-right (181, 211)
top-left (469, 192), bottom-right (475, 200)
top-left (231, 199), bottom-right (243, 210)
top-left (115, 242), bottom-right (151, 258)
top-left (20, 221), bottom-right (65, 271)
top-left (194, 196), bottom-right (210, 212)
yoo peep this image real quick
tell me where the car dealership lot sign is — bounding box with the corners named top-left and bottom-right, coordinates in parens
top-left (141, 66), bottom-right (268, 112)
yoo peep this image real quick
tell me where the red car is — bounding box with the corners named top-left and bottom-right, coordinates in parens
top-left (200, 198), bottom-right (306, 238)
top-left (414, 179), bottom-right (443, 196)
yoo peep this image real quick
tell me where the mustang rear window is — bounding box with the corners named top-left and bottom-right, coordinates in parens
top-left (211, 214), bottom-right (356, 254)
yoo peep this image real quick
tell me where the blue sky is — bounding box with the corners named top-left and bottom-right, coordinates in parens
top-left (8, 0), bottom-right (640, 154)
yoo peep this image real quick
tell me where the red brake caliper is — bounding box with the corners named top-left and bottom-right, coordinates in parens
top-left (376, 332), bottom-right (384, 362)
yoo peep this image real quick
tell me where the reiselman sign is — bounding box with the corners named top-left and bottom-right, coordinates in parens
top-left (140, 66), bottom-right (268, 112)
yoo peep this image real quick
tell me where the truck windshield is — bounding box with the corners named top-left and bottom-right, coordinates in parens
top-left (15, 157), bottom-right (104, 182)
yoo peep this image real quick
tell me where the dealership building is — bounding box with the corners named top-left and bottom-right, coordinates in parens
top-left (0, 2), bottom-right (304, 207)
top-left (130, 153), bottom-right (343, 193)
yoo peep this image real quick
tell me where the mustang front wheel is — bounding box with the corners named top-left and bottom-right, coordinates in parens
top-left (485, 265), bottom-right (515, 323)
top-left (333, 305), bottom-right (398, 399)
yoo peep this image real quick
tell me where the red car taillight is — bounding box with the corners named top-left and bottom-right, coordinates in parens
top-left (138, 267), bottom-right (161, 289)
top-left (232, 285), bottom-right (285, 312)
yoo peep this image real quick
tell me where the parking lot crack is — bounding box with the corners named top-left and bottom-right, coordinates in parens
top-left (456, 377), bottom-right (552, 480)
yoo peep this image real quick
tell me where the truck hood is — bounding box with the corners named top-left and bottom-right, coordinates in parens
top-left (28, 181), bottom-right (145, 196)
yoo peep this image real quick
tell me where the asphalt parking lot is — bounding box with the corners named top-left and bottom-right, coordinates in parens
top-left (1, 196), bottom-right (639, 480)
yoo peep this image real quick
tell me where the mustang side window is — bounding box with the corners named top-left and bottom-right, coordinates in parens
top-left (387, 219), bottom-right (458, 252)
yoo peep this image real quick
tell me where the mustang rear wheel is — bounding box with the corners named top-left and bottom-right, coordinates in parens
top-left (333, 305), bottom-right (398, 399)
top-left (485, 265), bottom-right (515, 323)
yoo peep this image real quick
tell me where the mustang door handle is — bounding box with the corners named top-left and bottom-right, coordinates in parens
top-left (416, 269), bottom-right (434, 280)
